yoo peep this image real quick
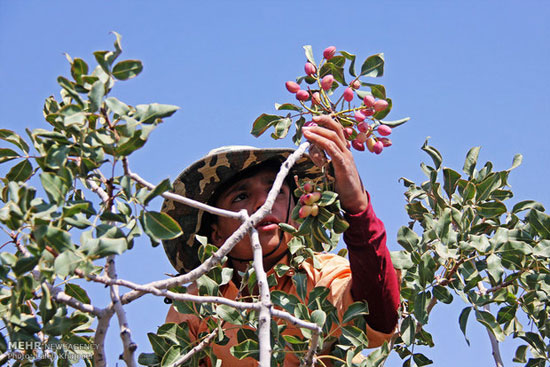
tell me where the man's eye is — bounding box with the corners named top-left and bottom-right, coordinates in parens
top-left (233, 193), bottom-right (248, 202)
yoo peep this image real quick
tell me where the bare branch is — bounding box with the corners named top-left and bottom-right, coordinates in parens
top-left (86, 178), bottom-right (110, 203)
top-left (50, 287), bottom-right (104, 317)
top-left (94, 308), bottom-right (114, 367)
top-left (173, 328), bottom-right (218, 367)
top-left (250, 228), bottom-right (273, 366)
top-left (122, 157), bottom-right (242, 220)
top-left (106, 256), bottom-right (138, 367)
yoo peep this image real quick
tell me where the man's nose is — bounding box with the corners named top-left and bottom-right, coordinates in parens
top-left (252, 190), bottom-right (269, 213)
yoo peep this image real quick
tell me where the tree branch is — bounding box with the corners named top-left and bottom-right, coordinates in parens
top-left (173, 328), bottom-right (218, 367)
top-left (249, 228), bottom-right (273, 366)
top-left (105, 255), bottom-right (138, 367)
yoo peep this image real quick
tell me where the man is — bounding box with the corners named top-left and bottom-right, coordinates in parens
top-left (161, 115), bottom-right (400, 365)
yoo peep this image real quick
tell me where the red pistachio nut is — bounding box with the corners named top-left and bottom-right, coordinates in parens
top-left (286, 81), bottom-right (300, 93)
top-left (303, 191), bottom-right (321, 205)
top-left (321, 75), bottom-right (334, 91)
top-left (374, 99), bottom-right (389, 112)
top-left (373, 141), bottom-right (384, 154)
top-left (323, 46), bottom-right (336, 60)
top-left (352, 139), bottom-right (365, 151)
top-left (361, 108), bottom-right (375, 117)
top-left (299, 205), bottom-right (312, 218)
top-left (366, 137), bottom-right (376, 152)
top-left (377, 125), bottom-right (392, 136)
top-left (363, 95), bottom-right (375, 108)
top-left (296, 90), bottom-right (309, 101)
top-left (304, 62), bottom-right (317, 76)
top-left (357, 121), bottom-right (369, 133)
top-left (310, 204), bottom-right (319, 217)
top-left (356, 132), bottom-right (368, 143)
top-left (303, 120), bottom-right (318, 127)
top-left (343, 87), bottom-right (354, 102)
top-left (351, 80), bottom-right (361, 89)
top-left (379, 137), bottom-right (392, 147)
top-left (343, 127), bottom-right (354, 139)
top-left (311, 92), bottom-right (321, 105)
top-left (303, 182), bottom-right (314, 193)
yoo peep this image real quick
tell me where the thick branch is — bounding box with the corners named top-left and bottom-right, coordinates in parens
top-left (106, 256), bottom-right (137, 367)
top-left (250, 228), bottom-right (272, 366)
top-left (94, 307), bottom-right (115, 367)
top-left (50, 287), bottom-right (104, 317)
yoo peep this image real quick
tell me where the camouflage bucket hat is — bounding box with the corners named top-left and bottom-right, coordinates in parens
top-left (161, 146), bottom-right (322, 274)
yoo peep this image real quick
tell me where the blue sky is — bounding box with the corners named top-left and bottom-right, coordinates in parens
top-left (1, 1), bottom-right (549, 366)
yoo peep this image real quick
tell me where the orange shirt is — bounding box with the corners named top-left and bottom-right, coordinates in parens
top-left (166, 253), bottom-right (394, 366)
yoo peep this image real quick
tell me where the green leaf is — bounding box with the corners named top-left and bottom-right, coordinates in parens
top-left (292, 272), bottom-right (308, 301)
top-left (303, 45), bottom-right (316, 64)
top-left (40, 172), bottom-right (68, 204)
top-left (270, 117), bottom-right (292, 140)
top-left (413, 291), bottom-right (429, 325)
top-left (144, 178), bottom-right (172, 206)
top-left (57, 76), bottom-right (84, 105)
top-left (476, 173), bottom-right (502, 202)
top-left (148, 332), bottom-right (171, 356)
top-left (13, 256), bottom-right (38, 276)
top-left (463, 146), bottom-right (481, 178)
top-left (512, 200), bottom-right (545, 214)
top-left (475, 309), bottom-right (505, 342)
top-left (161, 345), bottom-right (184, 367)
top-left (413, 353), bottom-right (433, 366)
top-left (142, 211), bottom-right (183, 240)
top-left (215, 304), bottom-right (243, 325)
top-left (0, 148), bottom-right (19, 163)
top-left (311, 309), bottom-right (326, 327)
top-left (432, 285), bottom-right (453, 304)
top-left (360, 53), bottom-right (384, 77)
top-left (88, 80), bottom-right (105, 113)
top-left (458, 307), bottom-right (472, 346)
top-left (508, 153), bottom-right (523, 171)
top-left (54, 250), bottom-right (81, 278)
top-left (95, 238), bottom-right (128, 257)
top-left (6, 159), bottom-right (32, 182)
top-left (275, 103), bottom-right (301, 112)
top-left (476, 201), bottom-right (507, 218)
top-left (112, 60), bottom-right (143, 80)
top-left (0, 129), bottom-right (29, 153)
top-left (134, 103), bottom-right (180, 124)
top-left (278, 223), bottom-right (297, 234)
top-left (230, 339), bottom-right (259, 360)
top-left (71, 58), bottom-right (88, 84)
top-left (65, 283), bottom-right (91, 304)
top-left (397, 226), bottom-right (419, 251)
top-left (379, 117), bottom-right (410, 128)
top-left (443, 168), bottom-right (461, 199)
top-left (486, 254), bottom-right (504, 283)
top-left (421, 138), bottom-right (442, 170)
top-left (390, 251), bottom-right (414, 269)
top-left (138, 353), bottom-right (160, 366)
top-left (527, 209), bottom-right (550, 239)
top-left (340, 50), bottom-right (357, 77)
top-left (105, 97), bottom-right (130, 116)
top-left (342, 302), bottom-right (369, 324)
top-left (34, 225), bottom-right (74, 252)
top-left (318, 191), bottom-right (338, 206)
top-left (513, 345), bottom-right (528, 363)
top-left (400, 316), bottom-right (416, 346)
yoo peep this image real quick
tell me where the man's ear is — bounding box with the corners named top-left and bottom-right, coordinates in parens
top-left (210, 223), bottom-right (223, 247)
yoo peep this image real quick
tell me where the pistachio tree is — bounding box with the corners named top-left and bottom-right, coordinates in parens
top-left (0, 34), bottom-right (548, 367)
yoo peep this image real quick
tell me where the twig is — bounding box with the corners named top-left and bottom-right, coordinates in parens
top-left (173, 328), bottom-right (218, 367)
top-left (478, 284), bottom-right (504, 367)
top-left (50, 287), bottom-right (104, 317)
top-left (86, 178), bottom-right (110, 204)
top-left (106, 255), bottom-right (137, 367)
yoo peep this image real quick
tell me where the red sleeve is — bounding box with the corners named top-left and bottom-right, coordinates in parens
top-left (343, 193), bottom-right (400, 334)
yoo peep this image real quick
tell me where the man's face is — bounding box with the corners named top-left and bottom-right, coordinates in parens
top-left (209, 168), bottom-right (295, 262)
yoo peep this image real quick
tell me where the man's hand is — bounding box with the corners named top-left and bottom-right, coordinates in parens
top-left (302, 115), bottom-right (369, 214)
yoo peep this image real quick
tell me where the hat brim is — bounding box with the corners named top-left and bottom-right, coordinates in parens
top-left (161, 147), bottom-right (322, 273)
